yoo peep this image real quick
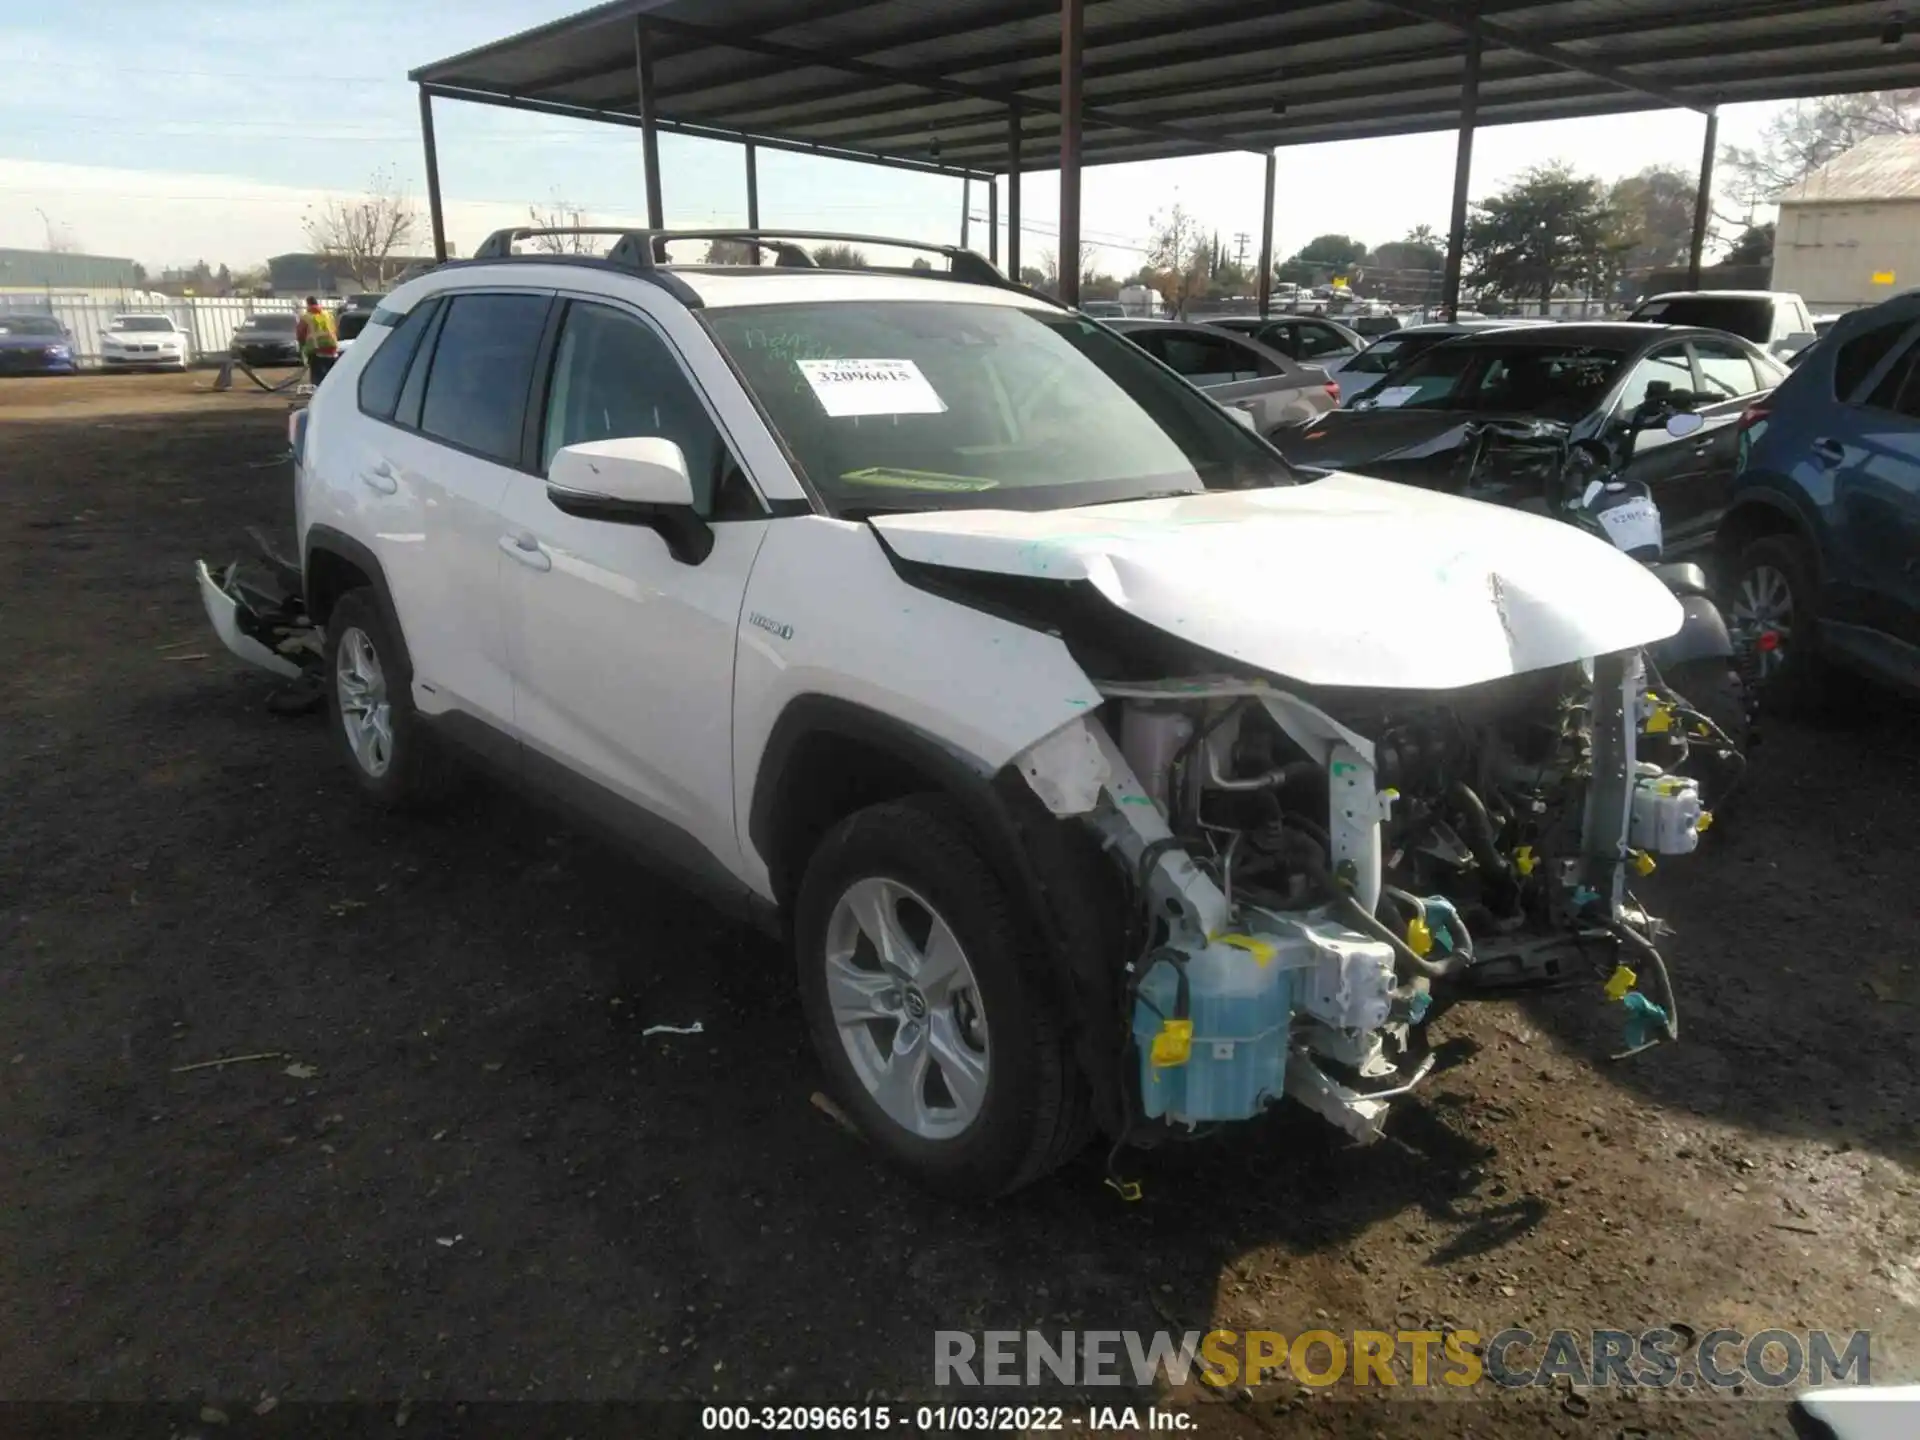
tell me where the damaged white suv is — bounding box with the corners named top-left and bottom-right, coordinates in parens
top-left (201, 230), bottom-right (1708, 1199)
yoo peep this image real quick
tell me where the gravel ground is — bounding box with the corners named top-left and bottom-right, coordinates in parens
top-left (2, 374), bottom-right (1917, 1438)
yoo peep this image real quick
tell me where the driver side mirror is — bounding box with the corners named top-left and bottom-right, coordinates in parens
top-left (1664, 410), bottom-right (1705, 439)
top-left (546, 436), bottom-right (714, 565)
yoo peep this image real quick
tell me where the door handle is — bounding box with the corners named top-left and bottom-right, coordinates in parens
top-left (1811, 436), bottom-right (1845, 465)
top-left (499, 533), bottom-right (552, 572)
top-left (359, 460), bottom-right (398, 495)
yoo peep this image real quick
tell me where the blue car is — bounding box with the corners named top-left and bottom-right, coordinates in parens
top-left (1721, 291), bottom-right (1920, 705)
top-left (0, 313), bottom-right (77, 375)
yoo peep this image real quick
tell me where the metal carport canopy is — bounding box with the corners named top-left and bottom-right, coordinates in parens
top-left (411, 0), bottom-right (1920, 306)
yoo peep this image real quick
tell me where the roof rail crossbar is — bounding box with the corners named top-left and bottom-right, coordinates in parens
top-left (470, 226), bottom-right (1011, 287)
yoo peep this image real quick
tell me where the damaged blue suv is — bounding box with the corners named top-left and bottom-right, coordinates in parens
top-left (1719, 291), bottom-right (1920, 707)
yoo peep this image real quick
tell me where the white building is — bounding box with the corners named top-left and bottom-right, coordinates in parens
top-left (1773, 133), bottom-right (1920, 311)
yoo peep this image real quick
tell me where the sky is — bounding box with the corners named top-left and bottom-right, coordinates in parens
top-left (0, 1), bottom-right (1791, 277)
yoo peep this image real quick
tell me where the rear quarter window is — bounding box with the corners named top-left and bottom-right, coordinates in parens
top-left (356, 297), bottom-right (442, 423)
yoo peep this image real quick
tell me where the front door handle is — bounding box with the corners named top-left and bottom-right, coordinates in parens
top-left (1811, 436), bottom-right (1845, 466)
top-left (499, 532), bottom-right (552, 572)
top-left (359, 460), bottom-right (398, 495)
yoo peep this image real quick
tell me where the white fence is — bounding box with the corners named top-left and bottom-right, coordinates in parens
top-left (0, 293), bottom-right (300, 365)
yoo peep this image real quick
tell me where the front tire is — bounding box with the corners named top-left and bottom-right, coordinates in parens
top-left (794, 796), bottom-right (1090, 1199)
top-left (322, 588), bottom-right (456, 809)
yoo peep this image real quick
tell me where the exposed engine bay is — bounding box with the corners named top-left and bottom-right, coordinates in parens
top-left (1013, 653), bottom-right (1705, 1148)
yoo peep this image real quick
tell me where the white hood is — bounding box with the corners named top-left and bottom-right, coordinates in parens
top-left (870, 472), bottom-right (1684, 690)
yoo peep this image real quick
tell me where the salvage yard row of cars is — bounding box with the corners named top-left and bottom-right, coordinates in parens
top-left (199, 228), bottom-right (1741, 1203)
top-left (0, 294), bottom-right (392, 375)
top-left (194, 234), bottom-right (1920, 1200)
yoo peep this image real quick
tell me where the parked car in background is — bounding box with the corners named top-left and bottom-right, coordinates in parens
top-left (1107, 317), bottom-right (1338, 433)
top-left (1078, 300), bottom-right (1126, 318)
top-left (229, 312), bottom-right (302, 368)
top-left (1212, 314), bottom-right (1362, 366)
top-left (1349, 313), bottom-right (1403, 338)
top-left (1279, 322), bottom-right (1787, 556)
top-left (1719, 291), bottom-right (1920, 705)
top-left (0, 313), bottom-right (76, 375)
top-left (334, 294), bottom-right (387, 351)
top-left (1325, 319), bottom-right (1552, 403)
top-left (1628, 290), bottom-right (1814, 350)
top-left (100, 314), bottom-right (189, 371)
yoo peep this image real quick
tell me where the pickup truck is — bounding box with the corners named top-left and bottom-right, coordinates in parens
top-left (1629, 290), bottom-right (1816, 358)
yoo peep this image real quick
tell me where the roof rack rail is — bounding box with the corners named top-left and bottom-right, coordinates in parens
top-left (469, 227), bottom-right (1014, 288)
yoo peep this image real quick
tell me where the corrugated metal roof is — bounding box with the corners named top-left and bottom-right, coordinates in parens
top-left (412, 0), bottom-right (1920, 174)
top-left (1777, 132), bottom-right (1920, 204)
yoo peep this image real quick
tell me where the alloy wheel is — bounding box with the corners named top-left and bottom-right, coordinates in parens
top-left (334, 626), bottom-right (393, 778)
top-left (822, 877), bottom-right (990, 1141)
top-left (1729, 563), bottom-right (1794, 681)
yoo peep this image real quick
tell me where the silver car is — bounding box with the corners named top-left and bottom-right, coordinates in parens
top-left (1107, 318), bottom-right (1338, 434)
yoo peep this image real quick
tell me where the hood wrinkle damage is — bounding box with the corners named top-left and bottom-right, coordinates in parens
top-left (873, 473), bottom-right (1683, 691)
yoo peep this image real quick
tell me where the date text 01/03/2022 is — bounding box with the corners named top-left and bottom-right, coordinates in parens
top-left (699, 1403), bottom-right (1194, 1431)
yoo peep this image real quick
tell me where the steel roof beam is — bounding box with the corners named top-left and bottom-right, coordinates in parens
top-left (1371, 0), bottom-right (1710, 113)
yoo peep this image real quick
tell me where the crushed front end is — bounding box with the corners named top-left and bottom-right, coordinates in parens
top-left (1012, 653), bottom-right (1703, 1150)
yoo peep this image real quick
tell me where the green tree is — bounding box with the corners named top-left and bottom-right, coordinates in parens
top-left (812, 243), bottom-right (868, 269)
top-left (1723, 221), bottom-right (1775, 267)
top-left (1462, 164), bottom-right (1620, 306)
top-left (1275, 234), bottom-right (1368, 289)
top-left (1607, 165), bottom-right (1699, 293)
top-left (1366, 229), bottom-right (1446, 305)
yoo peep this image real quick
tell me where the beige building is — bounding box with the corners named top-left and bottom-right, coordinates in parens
top-left (1773, 133), bottom-right (1920, 311)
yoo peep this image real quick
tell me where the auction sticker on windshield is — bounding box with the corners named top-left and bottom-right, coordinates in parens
top-left (798, 358), bottom-right (948, 418)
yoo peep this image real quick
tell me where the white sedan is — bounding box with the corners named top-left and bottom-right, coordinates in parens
top-left (101, 314), bottom-right (190, 371)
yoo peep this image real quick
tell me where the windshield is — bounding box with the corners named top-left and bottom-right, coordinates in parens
top-left (1346, 331), bottom-right (1451, 375)
top-left (1630, 296), bottom-right (1773, 342)
top-left (113, 316), bottom-right (174, 333)
top-left (240, 314), bottom-right (296, 331)
top-left (1355, 339), bottom-right (1630, 419)
top-left (704, 300), bottom-right (1299, 515)
top-left (0, 316), bottom-right (63, 336)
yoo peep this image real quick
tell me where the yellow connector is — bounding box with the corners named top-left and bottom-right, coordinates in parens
top-left (1150, 1019), bottom-right (1193, 1069)
top-left (1513, 845), bottom-right (1537, 877)
top-left (1405, 915), bottom-right (1435, 957)
top-left (1632, 850), bottom-right (1658, 877)
top-left (1604, 964), bottom-right (1638, 1002)
top-left (1645, 705), bottom-right (1675, 735)
top-left (1696, 811), bottom-right (1715, 833)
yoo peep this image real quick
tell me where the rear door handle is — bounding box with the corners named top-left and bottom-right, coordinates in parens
top-left (1811, 437), bottom-right (1845, 465)
top-left (359, 459), bottom-right (398, 495)
top-left (499, 532), bottom-right (552, 572)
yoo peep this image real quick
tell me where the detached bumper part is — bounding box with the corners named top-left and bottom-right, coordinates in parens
top-left (195, 560), bottom-right (318, 680)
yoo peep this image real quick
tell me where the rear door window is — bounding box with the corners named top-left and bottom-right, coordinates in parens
top-left (1153, 330), bottom-right (1272, 385)
top-left (1833, 318), bottom-right (1916, 402)
top-left (1689, 337), bottom-right (1763, 399)
top-left (418, 293), bottom-right (553, 464)
top-left (1292, 323), bottom-right (1350, 360)
top-left (1865, 338), bottom-right (1920, 419)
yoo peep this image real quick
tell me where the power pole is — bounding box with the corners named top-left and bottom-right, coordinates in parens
top-left (1233, 232), bottom-right (1251, 270)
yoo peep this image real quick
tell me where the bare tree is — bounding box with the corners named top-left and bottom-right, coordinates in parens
top-left (302, 168), bottom-right (422, 290)
top-left (526, 196), bottom-right (601, 254)
top-left (35, 208), bottom-right (81, 253)
top-left (1146, 204), bottom-right (1208, 318)
top-left (1722, 90), bottom-right (1920, 205)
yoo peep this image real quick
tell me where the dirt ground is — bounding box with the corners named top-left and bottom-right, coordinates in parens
top-left (2, 373), bottom-right (1917, 1438)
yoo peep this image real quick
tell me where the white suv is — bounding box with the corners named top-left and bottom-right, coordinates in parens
top-left (204, 229), bottom-right (1706, 1198)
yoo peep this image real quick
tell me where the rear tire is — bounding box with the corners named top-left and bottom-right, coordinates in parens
top-left (794, 795), bottom-right (1091, 1199)
top-left (322, 588), bottom-right (458, 810)
top-left (1727, 534), bottom-right (1824, 716)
